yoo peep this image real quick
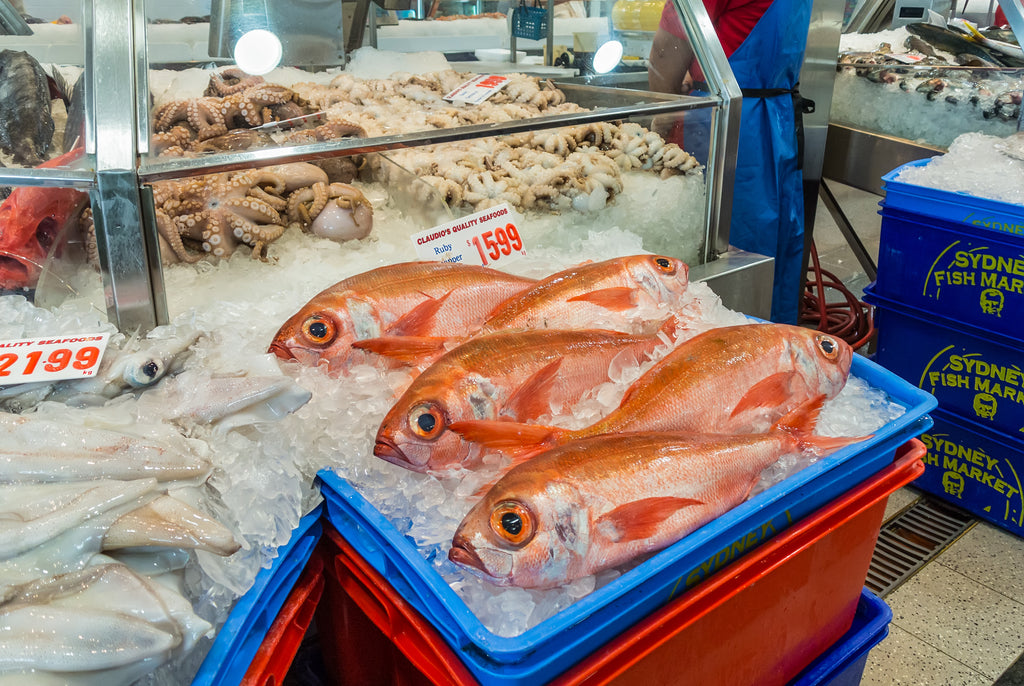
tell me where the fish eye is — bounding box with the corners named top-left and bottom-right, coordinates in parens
top-left (816, 335), bottom-right (840, 360)
top-left (302, 314), bottom-right (336, 345)
top-left (140, 360), bottom-right (162, 380)
top-left (409, 403), bottom-right (444, 439)
top-left (490, 501), bottom-right (535, 547)
top-left (653, 256), bottom-right (676, 275)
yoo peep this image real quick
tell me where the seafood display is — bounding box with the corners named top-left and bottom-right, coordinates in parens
top-left (834, 23), bottom-right (1023, 148)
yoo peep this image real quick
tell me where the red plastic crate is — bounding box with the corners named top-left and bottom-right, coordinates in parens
top-left (318, 440), bottom-right (925, 686)
top-left (240, 552), bottom-right (325, 686)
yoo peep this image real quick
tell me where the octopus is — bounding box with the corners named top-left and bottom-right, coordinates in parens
top-left (154, 84), bottom-right (304, 141)
top-left (286, 181), bottom-right (374, 241)
top-left (150, 169), bottom-right (290, 262)
top-left (204, 67), bottom-right (265, 96)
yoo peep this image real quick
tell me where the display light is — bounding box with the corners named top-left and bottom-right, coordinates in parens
top-left (233, 28), bottom-right (283, 75)
top-left (592, 40), bottom-right (624, 74)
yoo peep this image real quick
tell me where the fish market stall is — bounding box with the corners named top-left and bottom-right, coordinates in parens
top-left (0, 1), bottom-right (932, 685)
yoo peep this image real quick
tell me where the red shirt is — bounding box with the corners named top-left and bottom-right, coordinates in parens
top-left (659, 0), bottom-right (772, 57)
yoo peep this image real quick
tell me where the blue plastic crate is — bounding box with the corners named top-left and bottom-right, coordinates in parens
top-left (874, 204), bottom-right (1024, 341)
top-left (788, 589), bottom-right (892, 686)
top-left (316, 353), bottom-right (936, 686)
top-left (917, 407), bottom-right (1024, 537)
top-left (192, 506), bottom-right (322, 686)
top-left (863, 285), bottom-right (1024, 438)
top-left (511, 3), bottom-right (548, 40)
top-left (881, 159), bottom-right (1024, 240)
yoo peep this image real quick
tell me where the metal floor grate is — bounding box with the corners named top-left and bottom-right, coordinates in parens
top-left (866, 497), bottom-right (976, 598)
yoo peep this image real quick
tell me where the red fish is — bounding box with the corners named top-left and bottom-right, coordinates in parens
top-left (373, 323), bottom-right (674, 474)
top-left (449, 396), bottom-right (864, 588)
top-left (352, 254), bottom-right (690, 367)
top-left (0, 148), bottom-right (89, 290)
top-left (267, 261), bottom-right (537, 375)
top-left (448, 323), bottom-right (853, 463)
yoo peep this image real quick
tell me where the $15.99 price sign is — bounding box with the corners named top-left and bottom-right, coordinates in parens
top-left (0, 333), bottom-right (110, 385)
top-left (411, 202), bottom-right (527, 268)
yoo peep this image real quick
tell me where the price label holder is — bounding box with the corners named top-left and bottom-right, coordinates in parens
top-left (411, 202), bottom-right (527, 268)
top-left (443, 75), bottom-right (510, 105)
top-left (0, 333), bottom-right (110, 385)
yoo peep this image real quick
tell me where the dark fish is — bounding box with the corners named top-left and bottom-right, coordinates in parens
top-left (0, 50), bottom-right (54, 166)
top-left (62, 75), bottom-right (85, 153)
top-left (905, 35), bottom-right (939, 57)
top-left (980, 28), bottom-right (1019, 46)
top-left (906, 23), bottom-right (1024, 67)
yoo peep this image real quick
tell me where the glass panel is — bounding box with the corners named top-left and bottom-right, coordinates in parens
top-left (1, 1), bottom-right (97, 306)
top-left (0, 1), bottom-right (88, 168)
top-left (835, 23), bottom-right (1023, 149)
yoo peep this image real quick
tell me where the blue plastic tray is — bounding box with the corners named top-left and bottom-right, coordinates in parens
top-left (789, 589), bottom-right (892, 686)
top-left (874, 204), bottom-right (1024, 341)
top-left (863, 285), bottom-right (1024, 437)
top-left (882, 159), bottom-right (1024, 240)
top-left (917, 407), bottom-right (1024, 537)
top-left (192, 506), bottom-right (322, 686)
top-left (317, 354), bottom-right (936, 686)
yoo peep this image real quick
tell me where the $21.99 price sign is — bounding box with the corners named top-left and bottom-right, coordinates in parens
top-left (0, 333), bottom-right (111, 385)
top-left (411, 202), bottom-right (527, 268)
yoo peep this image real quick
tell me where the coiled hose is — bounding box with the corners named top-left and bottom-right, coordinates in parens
top-left (799, 240), bottom-right (875, 350)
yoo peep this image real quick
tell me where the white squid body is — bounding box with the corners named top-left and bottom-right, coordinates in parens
top-left (0, 561), bottom-right (213, 685)
top-left (0, 413), bottom-right (209, 483)
top-left (143, 372), bottom-right (313, 433)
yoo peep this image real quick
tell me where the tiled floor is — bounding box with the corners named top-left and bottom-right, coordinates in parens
top-left (812, 182), bottom-right (1024, 686)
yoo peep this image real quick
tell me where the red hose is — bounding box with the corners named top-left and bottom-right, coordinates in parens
top-left (799, 240), bottom-right (876, 350)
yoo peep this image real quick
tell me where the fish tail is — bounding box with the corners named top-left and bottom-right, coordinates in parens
top-left (447, 419), bottom-right (564, 454)
top-left (773, 394), bottom-right (871, 455)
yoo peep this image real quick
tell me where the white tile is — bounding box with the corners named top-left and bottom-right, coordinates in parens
top-left (886, 562), bottom-right (1024, 679)
top-left (862, 625), bottom-right (991, 686)
top-left (939, 521), bottom-right (1024, 605)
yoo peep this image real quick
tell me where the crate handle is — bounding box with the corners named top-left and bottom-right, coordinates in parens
top-left (335, 554), bottom-right (395, 632)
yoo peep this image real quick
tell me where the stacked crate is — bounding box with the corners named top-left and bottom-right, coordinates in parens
top-left (863, 159), bottom-right (1024, 536)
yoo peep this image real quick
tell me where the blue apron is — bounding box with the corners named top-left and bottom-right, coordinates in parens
top-left (721, 0), bottom-right (812, 323)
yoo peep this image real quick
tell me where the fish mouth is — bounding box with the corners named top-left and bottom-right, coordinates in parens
top-left (373, 436), bottom-right (425, 472)
top-left (449, 535), bottom-right (486, 572)
top-left (267, 341), bottom-right (295, 361)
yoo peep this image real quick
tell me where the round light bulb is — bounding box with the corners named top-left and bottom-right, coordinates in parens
top-left (592, 40), bottom-right (624, 74)
top-left (233, 29), bottom-right (283, 76)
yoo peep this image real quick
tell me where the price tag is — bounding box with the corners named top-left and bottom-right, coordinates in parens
top-left (411, 203), bottom-right (527, 268)
top-left (889, 54), bottom-right (926, 64)
top-left (443, 75), bottom-right (510, 104)
top-left (0, 333), bottom-right (110, 385)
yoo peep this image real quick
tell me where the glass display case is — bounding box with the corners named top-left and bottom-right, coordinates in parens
top-left (0, 0), bottom-right (755, 332)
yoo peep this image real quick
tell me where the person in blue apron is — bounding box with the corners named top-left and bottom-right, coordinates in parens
top-left (648, 0), bottom-right (812, 324)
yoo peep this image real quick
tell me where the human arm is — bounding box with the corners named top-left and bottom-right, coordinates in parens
top-left (648, 25), bottom-right (695, 94)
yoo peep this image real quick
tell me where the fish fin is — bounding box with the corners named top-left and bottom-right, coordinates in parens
top-left (773, 394), bottom-right (872, 455)
top-left (387, 291), bottom-right (454, 336)
top-left (597, 496), bottom-right (703, 543)
top-left (505, 359), bottom-right (563, 419)
top-left (351, 335), bottom-right (451, 362)
top-left (47, 66), bottom-right (72, 105)
top-left (447, 419), bottom-right (562, 453)
top-left (729, 372), bottom-right (799, 419)
top-left (566, 287), bottom-right (638, 312)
